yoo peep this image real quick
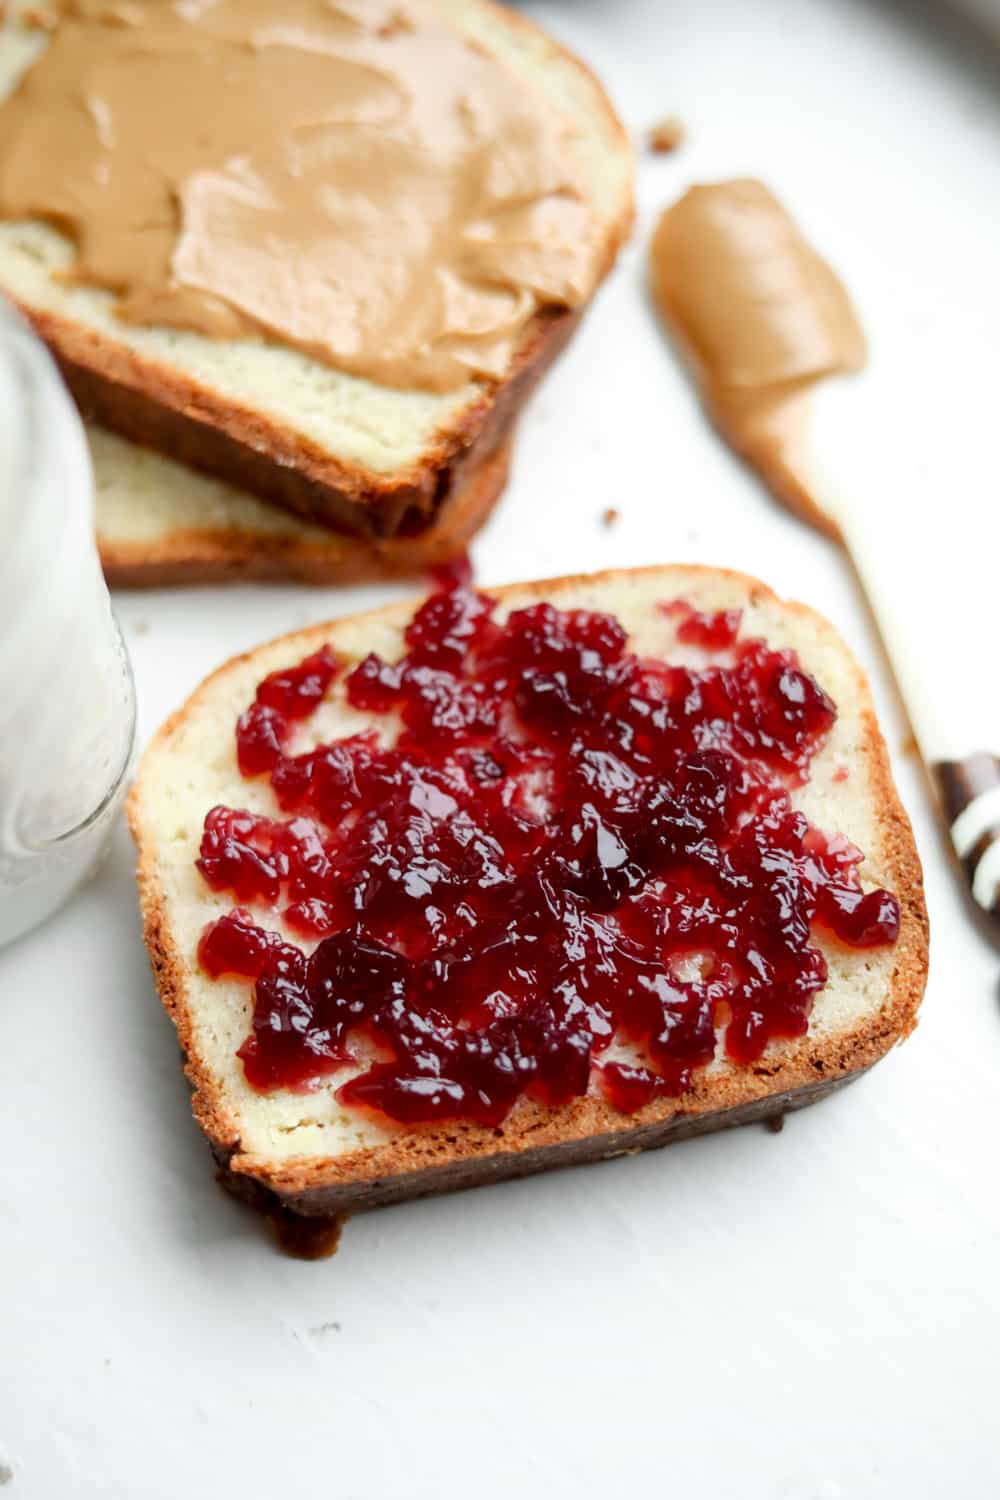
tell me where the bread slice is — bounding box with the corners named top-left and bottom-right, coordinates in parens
top-left (91, 427), bottom-right (507, 588)
top-left (0, 2), bottom-right (633, 538)
top-left (129, 565), bottom-right (927, 1241)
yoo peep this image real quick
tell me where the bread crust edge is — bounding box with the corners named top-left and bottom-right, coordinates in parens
top-left (98, 439), bottom-right (511, 588)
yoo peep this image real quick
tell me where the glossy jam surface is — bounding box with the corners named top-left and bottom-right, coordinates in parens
top-left (197, 587), bottom-right (900, 1123)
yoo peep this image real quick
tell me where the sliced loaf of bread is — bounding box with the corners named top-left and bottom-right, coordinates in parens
top-left (129, 566), bottom-right (927, 1244)
top-left (0, 1), bottom-right (633, 538)
top-left (91, 426), bottom-right (507, 587)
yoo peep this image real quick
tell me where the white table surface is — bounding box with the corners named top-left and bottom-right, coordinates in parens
top-left (3, 1), bottom-right (1000, 1495)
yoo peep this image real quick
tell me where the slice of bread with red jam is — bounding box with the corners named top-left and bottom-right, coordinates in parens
top-left (129, 565), bottom-right (928, 1248)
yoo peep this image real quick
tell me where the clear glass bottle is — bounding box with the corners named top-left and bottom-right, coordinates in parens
top-left (0, 302), bottom-right (136, 947)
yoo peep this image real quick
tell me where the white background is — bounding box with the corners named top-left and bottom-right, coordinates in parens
top-left (3, 1), bottom-right (1000, 1494)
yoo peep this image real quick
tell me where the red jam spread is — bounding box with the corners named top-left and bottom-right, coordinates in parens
top-left (197, 585), bottom-right (900, 1124)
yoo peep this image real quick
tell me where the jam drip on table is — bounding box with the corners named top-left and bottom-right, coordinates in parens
top-left (196, 589), bottom-right (901, 1124)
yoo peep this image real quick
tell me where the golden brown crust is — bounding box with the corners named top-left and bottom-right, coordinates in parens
top-left (99, 440), bottom-right (511, 588)
top-left (128, 564), bottom-right (929, 1219)
top-left (28, 302), bottom-right (577, 538)
top-left (10, 2), bottom-right (635, 539)
top-left (213, 1066), bottom-right (870, 1222)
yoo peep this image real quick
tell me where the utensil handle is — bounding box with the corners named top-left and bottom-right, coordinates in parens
top-left (811, 383), bottom-right (1000, 928)
top-left (933, 754), bottom-right (1000, 923)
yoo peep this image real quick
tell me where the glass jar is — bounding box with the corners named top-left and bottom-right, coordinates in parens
top-left (0, 302), bottom-right (136, 947)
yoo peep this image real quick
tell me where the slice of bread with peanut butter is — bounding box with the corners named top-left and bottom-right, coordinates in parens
top-left (0, 0), bottom-right (633, 540)
top-left (91, 425), bottom-right (509, 587)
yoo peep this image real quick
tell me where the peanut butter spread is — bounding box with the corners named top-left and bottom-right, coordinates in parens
top-left (0, 0), bottom-right (604, 391)
top-left (650, 180), bottom-right (865, 524)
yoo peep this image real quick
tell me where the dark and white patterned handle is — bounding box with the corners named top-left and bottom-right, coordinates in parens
top-left (934, 754), bottom-right (1000, 925)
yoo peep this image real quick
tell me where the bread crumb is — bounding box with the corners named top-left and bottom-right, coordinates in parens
top-left (103, 4), bottom-right (146, 25)
top-left (602, 507), bottom-right (620, 528)
top-left (22, 5), bottom-right (59, 29)
top-left (900, 732), bottom-right (918, 758)
top-left (308, 1320), bottom-right (342, 1336)
top-left (647, 115), bottom-right (686, 154)
top-left (133, 619), bottom-right (151, 637)
top-left (377, 9), bottom-right (413, 37)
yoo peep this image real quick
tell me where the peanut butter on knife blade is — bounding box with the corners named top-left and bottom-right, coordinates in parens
top-left (650, 179), bottom-right (866, 534)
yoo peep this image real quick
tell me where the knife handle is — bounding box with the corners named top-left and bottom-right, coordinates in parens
top-left (808, 385), bottom-right (1000, 936)
top-left (934, 754), bottom-right (1000, 924)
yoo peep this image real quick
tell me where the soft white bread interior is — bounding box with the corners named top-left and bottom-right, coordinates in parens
top-left (92, 427), bottom-right (341, 548)
top-left (129, 566), bottom-right (927, 1214)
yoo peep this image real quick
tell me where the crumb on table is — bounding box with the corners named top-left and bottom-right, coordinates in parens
top-left (602, 506), bottom-right (620, 527)
top-left (647, 114), bottom-right (686, 154)
top-left (22, 6), bottom-right (59, 29)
